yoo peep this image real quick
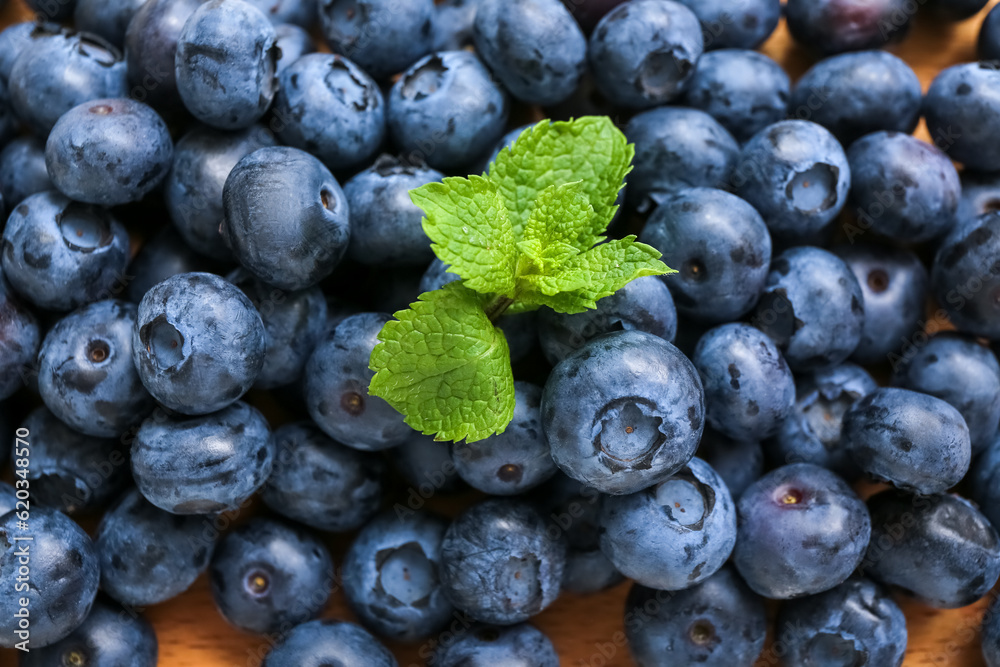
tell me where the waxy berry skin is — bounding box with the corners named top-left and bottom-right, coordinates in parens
top-left (864, 490), bottom-right (1000, 609)
top-left (625, 566), bottom-right (767, 666)
top-left (542, 330), bottom-right (705, 496)
top-left (588, 0), bottom-right (703, 109)
top-left (775, 577), bottom-right (907, 667)
top-left (599, 457), bottom-right (737, 591)
top-left (342, 511), bottom-right (455, 642)
top-left (0, 508), bottom-right (100, 648)
top-left (842, 387), bottom-right (971, 495)
top-left (304, 312), bottom-right (414, 452)
top-left (693, 323), bottom-right (796, 442)
top-left (474, 0), bottom-right (586, 106)
top-left (438, 499), bottom-right (566, 625)
top-left (733, 463), bottom-right (871, 599)
top-left (131, 272), bottom-right (266, 415)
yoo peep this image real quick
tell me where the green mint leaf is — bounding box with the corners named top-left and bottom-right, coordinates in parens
top-left (410, 175), bottom-right (516, 295)
top-left (368, 281), bottom-right (515, 443)
top-left (517, 237), bottom-right (673, 313)
top-left (521, 181), bottom-right (602, 254)
top-left (515, 239), bottom-right (579, 275)
top-left (489, 116), bottom-right (633, 240)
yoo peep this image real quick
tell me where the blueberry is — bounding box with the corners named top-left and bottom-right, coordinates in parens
top-left (319, 0), bottom-right (434, 80)
top-left (766, 362), bottom-right (877, 479)
top-left (227, 270), bottom-right (328, 389)
top-left (789, 50), bottom-right (922, 147)
top-left (695, 429), bottom-right (764, 501)
top-left (847, 131), bottom-right (960, 243)
top-left (440, 499), bottom-right (565, 624)
top-left (832, 243), bottom-right (929, 365)
top-left (420, 258), bottom-right (538, 362)
top-left (175, 0), bottom-right (279, 130)
top-left (260, 421), bottom-right (385, 532)
top-left (600, 457), bottom-right (736, 590)
top-left (624, 107), bottom-right (739, 212)
top-left (244, 0), bottom-right (315, 26)
top-left (986, 594), bottom-right (1000, 667)
top-left (210, 517), bottom-right (333, 634)
top-left (0, 136), bottom-right (54, 208)
top-left (693, 323), bottom-right (795, 442)
top-left (38, 300), bottom-right (153, 437)
top-left (272, 53), bottom-right (386, 171)
top-left (0, 21), bottom-right (37, 84)
top-left (474, 0), bottom-right (586, 106)
top-left (2, 192), bottom-right (130, 312)
top-left (222, 146), bottom-right (350, 290)
top-left (0, 508), bottom-right (99, 648)
top-left (0, 270), bottom-right (39, 400)
top-left (530, 474), bottom-right (623, 594)
top-left (971, 431), bottom-right (1000, 531)
top-left (343, 510), bottom-right (454, 641)
top-left (982, 2), bottom-right (1000, 60)
top-left (126, 226), bottom-right (223, 304)
top-left (675, 0), bottom-right (781, 50)
top-left (733, 463), bottom-right (871, 599)
top-left (892, 333), bottom-right (1000, 455)
top-left (305, 312), bottom-right (413, 451)
top-left (786, 0), bottom-right (913, 55)
top-left (681, 49), bottom-right (789, 143)
top-left (433, 623), bottom-right (559, 667)
top-left (589, 0), bottom-right (702, 109)
top-left (958, 170), bottom-right (1000, 224)
top-left (925, 63), bottom-right (1000, 171)
top-left (132, 272), bottom-right (266, 414)
top-left (862, 489), bottom-right (1000, 608)
top-left (640, 188), bottom-right (771, 323)
top-left (20, 599), bottom-right (158, 667)
top-left (394, 432), bottom-right (465, 495)
top-left (538, 275), bottom-right (677, 365)
top-left (131, 401), bottom-right (274, 514)
top-left (262, 619), bottom-right (397, 667)
top-left (733, 120), bottom-right (851, 242)
top-left (343, 156), bottom-right (441, 267)
top-left (843, 387), bottom-right (971, 494)
top-left (624, 567), bottom-right (766, 666)
top-left (433, 0), bottom-right (480, 51)
top-left (450, 382), bottom-right (556, 495)
top-left (542, 330), bottom-right (705, 495)
top-left (0, 77), bottom-right (16, 147)
top-left (124, 0), bottom-right (204, 114)
top-left (751, 246), bottom-right (865, 371)
top-left (388, 51), bottom-right (509, 171)
top-left (272, 24), bottom-right (316, 75)
top-left (8, 30), bottom-right (126, 136)
top-left (165, 124), bottom-right (276, 261)
top-left (74, 0), bottom-right (148, 48)
top-left (774, 577), bottom-right (907, 667)
top-left (16, 405), bottom-right (128, 514)
top-left (46, 98), bottom-right (172, 207)
top-left (94, 488), bottom-right (214, 606)
top-left (931, 211), bottom-right (1000, 339)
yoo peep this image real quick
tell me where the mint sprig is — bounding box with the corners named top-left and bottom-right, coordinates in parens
top-left (368, 116), bottom-right (673, 442)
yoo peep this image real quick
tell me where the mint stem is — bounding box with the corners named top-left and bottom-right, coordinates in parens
top-left (484, 296), bottom-right (515, 322)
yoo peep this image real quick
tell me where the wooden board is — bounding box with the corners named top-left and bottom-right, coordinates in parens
top-left (0, 0), bottom-right (998, 665)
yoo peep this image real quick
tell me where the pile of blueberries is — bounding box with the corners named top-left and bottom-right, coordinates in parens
top-left (5, 0), bottom-right (1000, 664)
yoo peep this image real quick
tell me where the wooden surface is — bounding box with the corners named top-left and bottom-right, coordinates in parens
top-left (1, 1), bottom-right (999, 666)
